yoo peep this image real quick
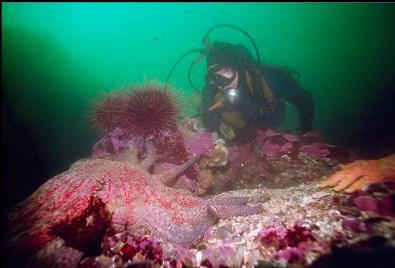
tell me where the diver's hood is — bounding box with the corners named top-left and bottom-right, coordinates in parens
top-left (207, 42), bottom-right (240, 69)
top-left (207, 41), bottom-right (255, 71)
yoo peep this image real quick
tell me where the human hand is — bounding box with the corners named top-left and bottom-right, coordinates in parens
top-left (320, 154), bottom-right (395, 193)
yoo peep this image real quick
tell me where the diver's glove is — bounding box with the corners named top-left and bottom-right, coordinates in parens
top-left (286, 89), bottom-right (314, 133)
top-left (320, 154), bottom-right (395, 193)
top-left (299, 116), bottom-right (314, 134)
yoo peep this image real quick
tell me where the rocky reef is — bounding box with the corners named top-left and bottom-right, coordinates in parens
top-left (7, 83), bottom-right (395, 267)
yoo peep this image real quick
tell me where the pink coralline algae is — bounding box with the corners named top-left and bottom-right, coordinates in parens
top-left (330, 180), bottom-right (394, 214)
top-left (299, 143), bottom-right (330, 158)
top-left (340, 182), bottom-right (395, 218)
top-left (92, 127), bottom-right (138, 158)
top-left (337, 181), bottom-right (395, 223)
top-left (257, 223), bottom-right (317, 265)
top-left (255, 129), bottom-right (333, 160)
top-left (260, 139), bottom-right (294, 158)
top-left (272, 247), bottom-right (306, 265)
top-left (120, 236), bottom-right (163, 263)
top-left (258, 223), bottom-right (316, 250)
top-left (79, 232), bottom-right (163, 267)
top-left (9, 154), bottom-right (262, 267)
top-left (199, 246), bottom-right (243, 268)
top-left (184, 132), bottom-right (214, 157)
top-left (92, 126), bottom-right (200, 183)
top-left (353, 195), bottom-right (395, 217)
top-left (342, 216), bottom-right (369, 232)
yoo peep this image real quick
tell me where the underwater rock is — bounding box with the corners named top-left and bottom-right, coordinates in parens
top-left (194, 169), bottom-right (215, 195)
top-left (92, 127), bottom-right (138, 159)
top-left (152, 129), bottom-right (200, 181)
top-left (299, 143), bottom-right (330, 158)
top-left (179, 117), bottom-right (203, 137)
top-left (184, 132), bottom-right (215, 157)
top-left (200, 142), bottom-right (230, 168)
top-left (255, 129), bottom-right (335, 161)
top-left (254, 129), bottom-right (348, 188)
top-left (199, 245), bottom-right (244, 268)
top-left (194, 128), bottom-right (353, 194)
top-left (224, 143), bottom-right (269, 190)
top-left (174, 182), bottom-right (395, 267)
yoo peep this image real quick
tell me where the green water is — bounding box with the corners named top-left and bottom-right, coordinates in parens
top-left (2, 3), bottom-right (395, 200)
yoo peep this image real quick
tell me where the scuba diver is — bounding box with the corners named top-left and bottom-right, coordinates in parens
top-left (166, 24), bottom-right (395, 195)
top-left (201, 41), bottom-right (314, 142)
top-left (166, 24), bottom-right (314, 142)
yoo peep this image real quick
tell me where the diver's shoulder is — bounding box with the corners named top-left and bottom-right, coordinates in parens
top-left (261, 64), bottom-right (298, 80)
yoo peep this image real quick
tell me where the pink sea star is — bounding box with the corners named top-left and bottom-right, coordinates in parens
top-left (8, 151), bottom-right (262, 267)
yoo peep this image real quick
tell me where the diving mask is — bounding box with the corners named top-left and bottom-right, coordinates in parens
top-left (207, 67), bottom-right (241, 112)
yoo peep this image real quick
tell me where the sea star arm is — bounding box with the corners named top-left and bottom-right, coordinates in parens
top-left (155, 154), bottom-right (199, 187)
top-left (320, 154), bottom-right (395, 193)
top-left (207, 194), bottom-right (264, 219)
top-left (140, 142), bottom-right (157, 171)
top-left (211, 204), bottom-right (263, 219)
top-left (208, 195), bottom-right (251, 206)
top-left (134, 204), bottom-right (218, 247)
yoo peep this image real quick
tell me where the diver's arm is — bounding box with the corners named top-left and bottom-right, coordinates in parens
top-left (259, 66), bottom-right (314, 133)
top-left (201, 83), bottom-right (222, 131)
top-left (286, 89), bottom-right (314, 133)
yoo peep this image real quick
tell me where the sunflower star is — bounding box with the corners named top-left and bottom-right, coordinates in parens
top-left (320, 153), bottom-right (395, 193)
top-left (8, 151), bottom-right (262, 267)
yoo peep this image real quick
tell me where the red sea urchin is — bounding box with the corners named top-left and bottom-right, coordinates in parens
top-left (89, 91), bottom-right (130, 132)
top-left (89, 82), bottom-right (179, 139)
top-left (121, 83), bottom-right (179, 138)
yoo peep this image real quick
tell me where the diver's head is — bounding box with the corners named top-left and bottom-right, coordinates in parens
top-left (205, 42), bottom-right (254, 111)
